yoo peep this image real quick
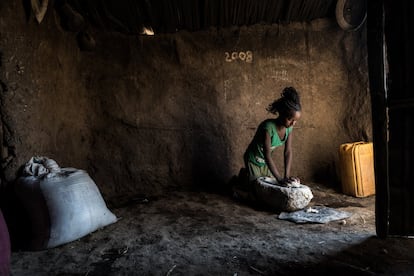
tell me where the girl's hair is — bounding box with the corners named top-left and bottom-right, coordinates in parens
top-left (266, 87), bottom-right (301, 117)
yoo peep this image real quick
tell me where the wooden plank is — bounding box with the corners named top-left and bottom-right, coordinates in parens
top-left (367, 0), bottom-right (389, 238)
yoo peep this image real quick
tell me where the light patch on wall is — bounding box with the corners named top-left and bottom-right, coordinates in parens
top-left (140, 26), bottom-right (155, 35)
top-left (141, 26), bottom-right (155, 36)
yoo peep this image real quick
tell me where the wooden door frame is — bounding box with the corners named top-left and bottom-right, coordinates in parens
top-left (367, 0), bottom-right (389, 238)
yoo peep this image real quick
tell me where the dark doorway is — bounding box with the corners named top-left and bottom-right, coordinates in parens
top-left (368, 0), bottom-right (414, 237)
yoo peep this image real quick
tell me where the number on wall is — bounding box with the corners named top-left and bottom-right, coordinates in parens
top-left (225, 51), bottom-right (253, 63)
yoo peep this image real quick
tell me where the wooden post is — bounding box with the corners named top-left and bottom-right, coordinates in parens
top-left (366, 0), bottom-right (389, 238)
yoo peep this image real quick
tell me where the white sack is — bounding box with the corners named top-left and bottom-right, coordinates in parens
top-left (16, 157), bottom-right (117, 250)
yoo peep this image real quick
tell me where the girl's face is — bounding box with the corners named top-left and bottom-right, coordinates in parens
top-left (282, 110), bottom-right (301, 128)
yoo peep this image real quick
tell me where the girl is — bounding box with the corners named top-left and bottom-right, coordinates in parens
top-left (244, 86), bottom-right (301, 185)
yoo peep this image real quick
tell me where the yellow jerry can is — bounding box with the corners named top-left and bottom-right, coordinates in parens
top-left (339, 142), bottom-right (375, 197)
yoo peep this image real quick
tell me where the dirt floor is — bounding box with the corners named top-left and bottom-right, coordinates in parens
top-left (9, 183), bottom-right (414, 276)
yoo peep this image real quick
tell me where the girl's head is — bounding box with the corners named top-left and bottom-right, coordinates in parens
top-left (267, 87), bottom-right (302, 127)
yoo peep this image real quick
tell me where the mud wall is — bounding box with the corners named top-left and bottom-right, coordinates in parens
top-left (0, 2), bottom-right (371, 199)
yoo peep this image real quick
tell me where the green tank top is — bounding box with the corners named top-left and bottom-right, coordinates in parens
top-left (244, 119), bottom-right (293, 166)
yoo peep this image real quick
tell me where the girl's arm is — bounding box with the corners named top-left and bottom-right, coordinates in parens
top-left (263, 131), bottom-right (283, 182)
top-left (284, 131), bottom-right (293, 178)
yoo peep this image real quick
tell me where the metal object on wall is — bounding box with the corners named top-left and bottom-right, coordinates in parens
top-left (336, 0), bottom-right (367, 31)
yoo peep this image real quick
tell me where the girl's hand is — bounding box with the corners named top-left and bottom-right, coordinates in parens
top-left (287, 176), bottom-right (300, 183)
top-left (280, 177), bottom-right (301, 187)
top-left (277, 177), bottom-right (300, 187)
